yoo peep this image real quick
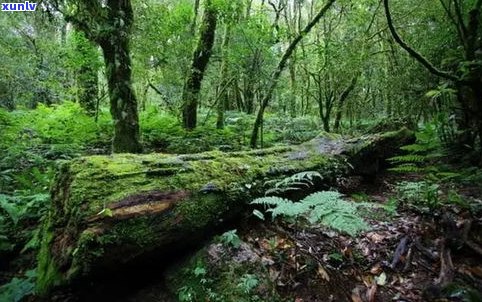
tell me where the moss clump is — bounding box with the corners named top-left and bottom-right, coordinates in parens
top-left (36, 219), bottom-right (62, 295)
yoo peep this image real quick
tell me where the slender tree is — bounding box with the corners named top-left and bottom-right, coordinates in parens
top-left (182, 0), bottom-right (218, 130)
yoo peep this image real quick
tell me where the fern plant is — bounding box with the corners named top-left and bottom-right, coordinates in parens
top-left (389, 123), bottom-right (442, 173)
top-left (251, 191), bottom-right (370, 236)
top-left (0, 269), bottom-right (36, 302)
top-left (263, 171), bottom-right (323, 195)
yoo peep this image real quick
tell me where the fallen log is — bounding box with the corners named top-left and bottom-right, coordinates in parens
top-left (36, 128), bottom-right (414, 294)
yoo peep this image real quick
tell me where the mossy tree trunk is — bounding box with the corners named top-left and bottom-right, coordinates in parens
top-left (63, 0), bottom-right (142, 153)
top-left (98, 1), bottom-right (142, 153)
top-left (74, 31), bottom-right (99, 116)
top-left (36, 128), bottom-right (414, 295)
top-left (182, 0), bottom-right (218, 130)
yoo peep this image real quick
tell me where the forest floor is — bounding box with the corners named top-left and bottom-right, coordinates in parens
top-left (107, 171), bottom-right (481, 302)
top-left (4, 170), bottom-right (480, 302)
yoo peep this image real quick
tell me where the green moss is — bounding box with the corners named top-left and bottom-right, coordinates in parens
top-left (36, 221), bottom-right (62, 295)
top-left (175, 193), bottom-right (233, 231)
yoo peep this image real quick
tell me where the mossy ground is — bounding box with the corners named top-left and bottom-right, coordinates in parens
top-left (165, 239), bottom-right (282, 302)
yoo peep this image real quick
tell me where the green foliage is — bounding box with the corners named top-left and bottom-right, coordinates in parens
top-left (171, 249), bottom-right (272, 302)
top-left (251, 191), bottom-right (370, 236)
top-left (219, 229), bottom-right (242, 248)
top-left (383, 197), bottom-right (399, 217)
top-left (395, 181), bottom-right (441, 212)
top-left (389, 123), bottom-right (442, 173)
top-left (140, 107), bottom-right (244, 153)
top-left (0, 102), bottom-right (112, 192)
top-left (15, 102), bottom-right (110, 146)
top-left (0, 269), bottom-right (36, 302)
top-left (264, 171), bottom-right (323, 195)
top-left (237, 274), bottom-right (259, 294)
top-left (264, 115), bottom-right (320, 144)
top-left (0, 193), bottom-right (50, 254)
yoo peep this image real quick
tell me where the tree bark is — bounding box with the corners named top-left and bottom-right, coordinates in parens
top-left (216, 24), bottom-right (231, 129)
top-left (182, 0), bottom-right (218, 130)
top-left (334, 75), bottom-right (358, 132)
top-left (250, 0), bottom-right (336, 148)
top-left (98, 1), bottom-right (142, 153)
top-left (63, 0), bottom-right (142, 153)
top-left (74, 31), bottom-right (99, 115)
top-left (36, 128), bottom-right (414, 294)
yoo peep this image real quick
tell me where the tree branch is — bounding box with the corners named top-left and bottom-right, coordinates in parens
top-left (383, 0), bottom-right (459, 82)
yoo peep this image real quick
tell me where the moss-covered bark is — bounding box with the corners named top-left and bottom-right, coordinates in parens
top-left (36, 128), bottom-right (413, 294)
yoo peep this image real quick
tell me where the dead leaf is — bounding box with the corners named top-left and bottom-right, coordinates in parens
top-left (317, 264), bottom-right (330, 281)
top-left (370, 263), bottom-right (382, 275)
top-left (342, 245), bottom-right (353, 259)
top-left (468, 266), bottom-right (482, 278)
top-left (269, 268), bottom-right (280, 281)
top-left (367, 232), bottom-right (385, 243)
top-left (362, 274), bottom-right (374, 287)
top-left (366, 284), bottom-right (377, 302)
top-left (351, 287), bottom-right (364, 302)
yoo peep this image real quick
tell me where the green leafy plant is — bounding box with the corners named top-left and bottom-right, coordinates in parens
top-left (178, 285), bottom-right (196, 302)
top-left (0, 193), bottom-right (50, 253)
top-left (395, 181), bottom-right (441, 211)
top-left (383, 197), bottom-right (399, 216)
top-left (0, 269), bottom-right (36, 302)
top-left (251, 191), bottom-right (370, 236)
top-left (219, 229), bottom-right (242, 248)
top-left (237, 274), bottom-right (259, 294)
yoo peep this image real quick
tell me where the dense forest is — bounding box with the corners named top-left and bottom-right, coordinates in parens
top-left (0, 0), bottom-right (481, 301)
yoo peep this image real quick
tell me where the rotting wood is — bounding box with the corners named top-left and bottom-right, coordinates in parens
top-left (36, 128), bottom-right (414, 295)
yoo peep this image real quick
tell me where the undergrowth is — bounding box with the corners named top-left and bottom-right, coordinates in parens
top-left (251, 191), bottom-right (370, 236)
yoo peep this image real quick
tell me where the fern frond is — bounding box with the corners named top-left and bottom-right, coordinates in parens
top-left (250, 196), bottom-right (290, 206)
top-left (388, 164), bottom-right (424, 173)
top-left (302, 191), bottom-right (369, 236)
top-left (268, 202), bottom-right (307, 219)
top-left (264, 171), bottom-right (323, 195)
top-left (302, 191), bottom-right (344, 207)
top-left (319, 212), bottom-right (369, 236)
top-left (389, 154), bottom-right (426, 163)
top-left (251, 190), bottom-right (370, 236)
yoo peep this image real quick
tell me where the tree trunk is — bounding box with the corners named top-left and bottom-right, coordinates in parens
top-left (182, 0), bottom-right (218, 130)
top-left (216, 24), bottom-right (231, 129)
top-left (36, 128), bottom-right (414, 295)
top-left (64, 0), bottom-right (142, 153)
top-left (334, 75), bottom-right (358, 132)
top-left (99, 21), bottom-right (142, 153)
